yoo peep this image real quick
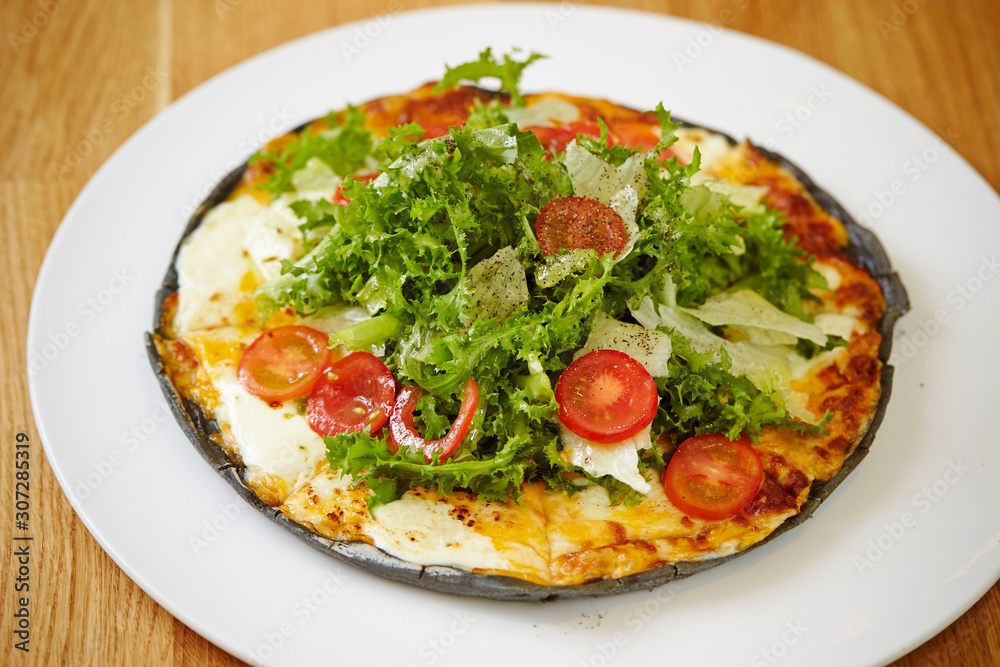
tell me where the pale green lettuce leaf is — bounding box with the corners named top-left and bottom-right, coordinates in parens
top-left (680, 290), bottom-right (827, 346)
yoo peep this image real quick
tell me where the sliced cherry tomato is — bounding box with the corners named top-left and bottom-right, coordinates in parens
top-left (663, 434), bottom-right (764, 521)
top-left (603, 121), bottom-right (676, 162)
top-left (610, 121), bottom-right (661, 150)
top-left (307, 351), bottom-right (396, 436)
top-left (417, 122), bottom-right (456, 139)
top-left (536, 196), bottom-right (628, 258)
top-left (238, 326), bottom-right (330, 402)
top-left (331, 172), bottom-right (380, 206)
top-left (526, 121), bottom-right (604, 155)
top-left (388, 378), bottom-right (478, 462)
top-left (554, 349), bottom-right (658, 444)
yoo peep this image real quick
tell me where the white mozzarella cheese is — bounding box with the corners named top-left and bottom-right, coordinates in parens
top-left (673, 128), bottom-right (733, 170)
top-left (174, 195), bottom-right (264, 333)
top-left (244, 206), bottom-right (304, 282)
top-left (812, 260), bottom-right (843, 290)
top-left (176, 179), bottom-right (349, 333)
top-left (206, 363), bottom-right (327, 486)
top-left (366, 496), bottom-right (515, 571)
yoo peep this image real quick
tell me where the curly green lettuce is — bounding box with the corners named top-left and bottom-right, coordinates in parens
top-left (250, 49), bottom-right (833, 509)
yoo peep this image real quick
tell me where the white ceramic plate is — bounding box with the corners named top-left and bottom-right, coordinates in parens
top-left (28, 4), bottom-right (1000, 666)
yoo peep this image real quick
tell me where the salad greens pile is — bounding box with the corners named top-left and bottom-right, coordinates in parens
top-left (252, 49), bottom-right (835, 509)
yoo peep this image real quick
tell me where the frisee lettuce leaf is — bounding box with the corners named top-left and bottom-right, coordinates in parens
top-left (435, 47), bottom-right (545, 106)
top-left (656, 332), bottom-right (832, 443)
top-left (250, 106), bottom-right (373, 195)
top-left (465, 98), bottom-right (511, 130)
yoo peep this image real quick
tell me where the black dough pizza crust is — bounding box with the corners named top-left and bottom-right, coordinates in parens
top-left (146, 113), bottom-right (909, 601)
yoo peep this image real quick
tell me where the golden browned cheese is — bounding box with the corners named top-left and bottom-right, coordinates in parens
top-left (156, 85), bottom-right (887, 587)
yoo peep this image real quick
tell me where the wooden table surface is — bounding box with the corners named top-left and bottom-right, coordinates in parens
top-left (2, 1), bottom-right (998, 665)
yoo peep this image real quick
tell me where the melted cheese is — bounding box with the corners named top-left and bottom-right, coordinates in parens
top-left (673, 128), bottom-right (732, 170)
top-left (244, 205), bottom-right (304, 282)
top-left (175, 183), bottom-right (344, 333)
top-left (367, 495), bottom-right (516, 570)
top-left (175, 195), bottom-right (264, 332)
top-left (812, 260), bottom-right (843, 291)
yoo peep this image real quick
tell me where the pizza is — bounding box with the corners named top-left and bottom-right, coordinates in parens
top-left (147, 50), bottom-right (907, 599)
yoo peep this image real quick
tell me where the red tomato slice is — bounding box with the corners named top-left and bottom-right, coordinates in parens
top-left (387, 378), bottom-right (478, 462)
top-left (331, 172), bottom-right (380, 206)
top-left (535, 196), bottom-right (628, 258)
top-left (610, 121), bottom-right (661, 150)
top-left (418, 122), bottom-right (457, 139)
top-left (554, 349), bottom-right (658, 444)
top-left (526, 121), bottom-right (604, 155)
top-left (663, 434), bottom-right (764, 521)
top-left (307, 351), bottom-right (396, 436)
top-left (238, 326), bottom-right (330, 403)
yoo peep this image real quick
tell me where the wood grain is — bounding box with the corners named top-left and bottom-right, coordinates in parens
top-left (1, 1), bottom-right (997, 665)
